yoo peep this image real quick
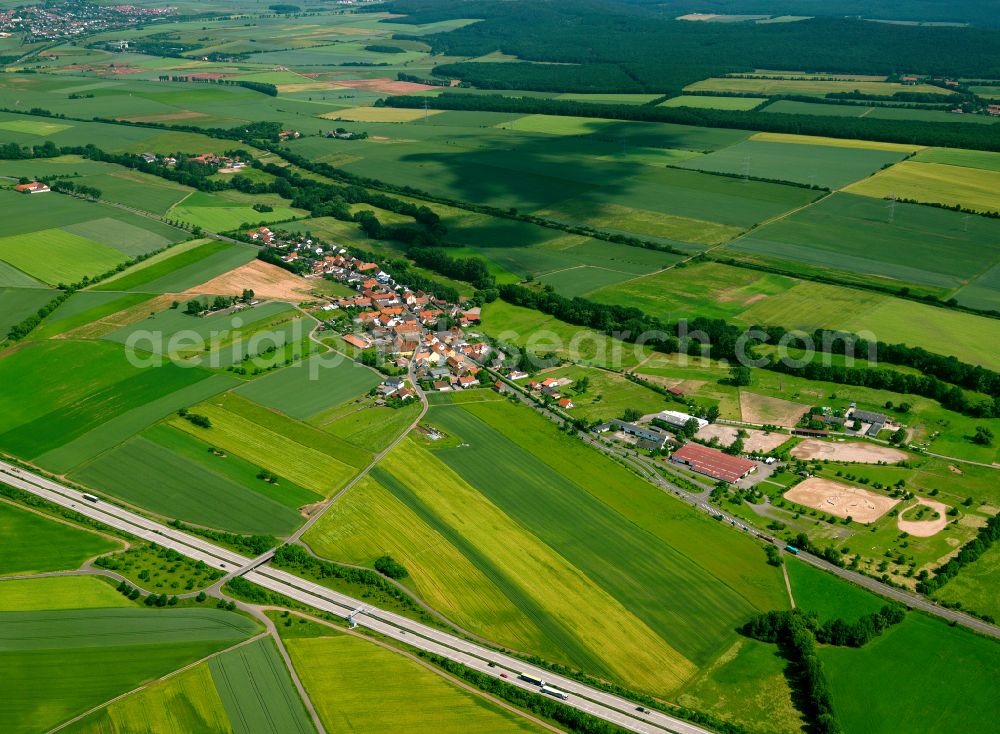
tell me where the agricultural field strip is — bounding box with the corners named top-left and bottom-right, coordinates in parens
top-left (0, 461), bottom-right (708, 734)
top-left (48, 632), bottom-right (270, 734)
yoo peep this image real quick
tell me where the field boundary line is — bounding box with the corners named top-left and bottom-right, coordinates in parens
top-left (45, 631), bottom-right (270, 734)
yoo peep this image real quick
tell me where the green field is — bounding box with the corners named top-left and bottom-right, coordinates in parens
top-left (72, 421), bottom-right (320, 535)
top-left (168, 393), bottom-right (369, 497)
top-left (0, 227), bottom-right (126, 285)
top-left (0, 286), bottom-right (53, 335)
top-left (287, 634), bottom-right (543, 733)
top-left (821, 613), bottom-right (1000, 734)
top-left (319, 399), bottom-right (422, 452)
top-left (482, 300), bottom-right (652, 370)
top-left (728, 192), bottom-right (1000, 299)
top-left (845, 160), bottom-right (1000, 213)
top-left (661, 95), bottom-right (767, 110)
top-left (64, 662), bottom-right (232, 734)
top-left (32, 291), bottom-right (154, 339)
top-left (687, 77), bottom-right (951, 97)
top-left (209, 637), bottom-right (314, 734)
top-left (93, 239), bottom-right (256, 293)
top-left (36, 373), bottom-right (238, 474)
top-left (674, 139), bottom-right (907, 188)
top-left (676, 637), bottom-right (804, 734)
top-left (932, 543), bottom-right (1000, 621)
top-left (0, 502), bottom-right (119, 576)
top-left (102, 300), bottom-right (307, 368)
top-left (0, 340), bottom-right (221, 461)
top-left (169, 191), bottom-right (307, 233)
top-left (0, 576), bottom-right (134, 611)
top-left (914, 147), bottom-right (1000, 172)
top-left (0, 607), bottom-right (257, 734)
top-left (785, 558), bottom-right (887, 622)
top-left (307, 398), bottom-right (787, 695)
top-left (235, 354), bottom-right (381, 420)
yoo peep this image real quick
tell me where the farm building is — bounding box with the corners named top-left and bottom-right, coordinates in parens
top-left (596, 419), bottom-right (669, 449)
top-left (14, 182), bottom-right (49, 194)
top-left (791, 427), bottom-right (829, 437)
top-left (654, 410), bottom-right (709, 431)
top-left (670, 443), bottom-right (756, 484)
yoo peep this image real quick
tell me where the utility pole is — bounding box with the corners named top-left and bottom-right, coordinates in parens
top-left (887, 192), bottom-right (897, 223)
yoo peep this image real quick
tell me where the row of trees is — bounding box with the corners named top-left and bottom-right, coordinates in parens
top-left (741, 610), bottom-right (842, 734)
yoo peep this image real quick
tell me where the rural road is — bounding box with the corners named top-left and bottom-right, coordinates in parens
top-left (0, 460), bottom-right (708, 734)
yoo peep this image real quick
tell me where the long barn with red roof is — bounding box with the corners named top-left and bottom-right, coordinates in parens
top-left (670, 443), bottom-right (757, 484)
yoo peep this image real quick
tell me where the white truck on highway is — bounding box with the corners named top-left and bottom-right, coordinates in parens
top-left (541, 684), bottom-right (569, 700)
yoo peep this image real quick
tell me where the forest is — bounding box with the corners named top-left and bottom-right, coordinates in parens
top-left (381, 0), bottom-right (1000, 91)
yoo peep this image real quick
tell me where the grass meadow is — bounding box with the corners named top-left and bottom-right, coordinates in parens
top-left (0, 576), bottom-right (133, 612)
top-left (0, 502), bottom-right (120, 576)
top-left (932, 544), bottom-right (1000, 622)
top-left (821, 613), bottom-right (1000, 734)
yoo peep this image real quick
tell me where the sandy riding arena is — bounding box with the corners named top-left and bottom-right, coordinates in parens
top-left (695, 424), bottom-right (789, 454)
top-left (784, 478), bottom-right (898, 523)
top-left (897, 498), bottom-right (950, 537)
top-left (187, 260), bottom-right (313, 302)
top-left (791, 439), bottom-right (909, 464)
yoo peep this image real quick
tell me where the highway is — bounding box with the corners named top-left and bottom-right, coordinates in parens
top-left (0, 460), bottom-right (710, 734)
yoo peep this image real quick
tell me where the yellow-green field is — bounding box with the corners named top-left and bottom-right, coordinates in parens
top-left (287, 635), bottom-right (545, 733)
top-left (686, 77), bottom-right (952, 97)
top-left (309, 442), bottom-right (697, 692)
top-left (321, 106), bottom-right (443, 122)
top-left (535, 199), bottom-right (744, 245)
top-left (749, 131), bottom-right (922, 153)
top-left (0, 576), bottom-right (133, 612)
top-left (65, 663), bottom-right (231, 734)
top-left (845, 160), bottom-right (1000, 212)
top-left (169, 395), bottom-right (364, 496)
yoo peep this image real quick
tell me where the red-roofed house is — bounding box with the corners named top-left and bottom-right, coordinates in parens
top-left (558, 398), bottom-right (575, 410)
top-left (342, 334), bottom-right (370, 349)
top-left (670, 444), bottom-right (756, 484)
top-left (14, 182), bottom-right (49, 194)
